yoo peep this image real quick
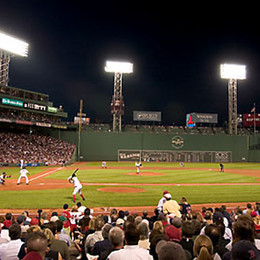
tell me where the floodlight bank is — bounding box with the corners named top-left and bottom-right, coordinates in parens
top-left (0, 31), bottom-right (29, 57)
top-left (220, 64), bottom-right (246, 80)
top-left (105, 61), bottom-right (133, 73)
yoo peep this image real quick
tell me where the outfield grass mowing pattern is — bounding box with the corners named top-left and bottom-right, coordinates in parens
top-left (0, 162), bottom-right (259, 209)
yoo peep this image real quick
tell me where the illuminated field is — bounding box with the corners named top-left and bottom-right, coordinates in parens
top-left (0, 162), bottom-right (259, 209)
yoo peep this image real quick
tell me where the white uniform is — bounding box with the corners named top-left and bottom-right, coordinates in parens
top-left (0, 173), bottom-right (5, 185)
top-left (135, 162), bottom-right (142, 174)
top-left (72, 176), bottom-right (82, 195)
top-left (102, 161), bottom-right (107, 168)
top-left (17, 169), bottom-right (29, 185)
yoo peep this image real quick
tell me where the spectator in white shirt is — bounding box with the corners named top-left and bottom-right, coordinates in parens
top-left (107, 223), bottom-right (153, 260)
top-left (0, 223), bottom-right (24, 260)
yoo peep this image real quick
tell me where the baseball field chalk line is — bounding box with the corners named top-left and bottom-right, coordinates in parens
top-left (30, 167), bottom-right (62, 182)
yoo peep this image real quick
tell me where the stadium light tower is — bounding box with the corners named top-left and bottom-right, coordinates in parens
top-left (220, 64), bottom-right (246, 135)
top-left (0, 31), bottom-right (29, 86)
top-left (105, 61), bottom-right (133, 132)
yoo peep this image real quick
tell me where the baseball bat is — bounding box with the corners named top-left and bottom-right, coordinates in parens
top-left (72, 168), bottom-right (79, 175)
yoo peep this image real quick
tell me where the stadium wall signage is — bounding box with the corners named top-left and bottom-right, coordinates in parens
top-left (133, 111), bottom-right (161, 122)
top-left (23, 102), bottom-right (47, 111)
top-left (2, 97), bottom-right (23, 107)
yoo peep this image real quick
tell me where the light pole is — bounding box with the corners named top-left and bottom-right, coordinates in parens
top-left (220, 64), bottom-right (246, 135)
top-left (0, 31), bottom-right (29, 86)
top-left (105, 61), bottom-right (133, 132)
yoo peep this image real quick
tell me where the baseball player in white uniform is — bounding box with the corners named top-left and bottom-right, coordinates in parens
top-left (17, 166), bottom-right (30, 185)
top-left (135, 161), bottom-right (142, 174)
top-left (102, 161), bottom-right (107, 168)
top-left (68, 169), bottom-right (85, 203)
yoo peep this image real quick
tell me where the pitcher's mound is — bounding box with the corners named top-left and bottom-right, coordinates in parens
top-left (98, 187), bottom-right (145, 193)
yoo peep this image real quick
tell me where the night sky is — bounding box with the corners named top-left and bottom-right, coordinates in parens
top-left (1, 1), bottom-right (259, 125)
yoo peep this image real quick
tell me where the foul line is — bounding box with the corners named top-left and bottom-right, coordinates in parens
top-left (82, 182), bottom-right (260, 186)
top-left (30, 168), bottom-right (62, 182)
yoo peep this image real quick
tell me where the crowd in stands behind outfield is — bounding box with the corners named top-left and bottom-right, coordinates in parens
top-left (1, 201), bottom-right (260, 259)
top-left (0, 131), bottom-right (75, 165)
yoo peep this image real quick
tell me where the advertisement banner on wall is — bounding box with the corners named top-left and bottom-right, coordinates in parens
top-left (243, 113), bottom-right (260, 127)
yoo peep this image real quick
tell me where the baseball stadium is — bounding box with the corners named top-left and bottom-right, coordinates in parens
top-left (0, 28), bottom-right (260, 260)
top-left (0, 83), bottom-right (259, 214)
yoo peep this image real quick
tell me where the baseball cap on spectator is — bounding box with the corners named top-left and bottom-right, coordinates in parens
top-left (58, 215), bottom-right (67, 222)
top-left (50, 216), bottom-right (59, 222)
top-left (251, 211), bottom-right (258, 218)
top-left (232, 240), bottom-right (260, 260)
top-left (116, 218), bottom-right (124, 226)
top-left (156, 240), bottom-right (186, 260)
top-left (30, 218), bottom-right (39, 226)
top-left (3, 220), bottom-right (12, 228)
top-left (163, 190), bottom-right (169, 195)
top-left (51, 212), bottom-right (58, 216)
top-left (165, 225), bottom-right (181, 242)
top-left (164, 193), bottom-right (172, 199)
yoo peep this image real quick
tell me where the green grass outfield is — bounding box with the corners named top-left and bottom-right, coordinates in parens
top-left (0, 162), bottom-right (259, 209)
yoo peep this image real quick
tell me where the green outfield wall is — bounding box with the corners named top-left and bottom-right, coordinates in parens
top-left (49, 129), bottom-right (259, 162)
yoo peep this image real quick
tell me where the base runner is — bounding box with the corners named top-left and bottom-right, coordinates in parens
top-left (17, 166), bottom-right (30, 185)
top-left (67, 169), bottom-right (85, 203)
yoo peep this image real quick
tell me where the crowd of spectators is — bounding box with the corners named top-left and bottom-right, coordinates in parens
top-left (0, 110), bottom-right (65, 125)
top-left (1, 200), bottom-right (260, 260)
top-left (0, 131), bottom-right (75, 165)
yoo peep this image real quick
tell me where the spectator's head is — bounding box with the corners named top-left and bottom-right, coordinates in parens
top-left (118, 210), bottom-right (125, 219)
top-left (63, 204), bottom-right (68, 210)
top-left (102, 223), bottom-right (113, 239)
top-left (204, 211), bottom-right (212, 221)
top-left (181, 221), bottom-right (194, 238)
top-left (108, 226), bottom-right (124, 248)
top-left (71, 205), bottom-right (78, 212)
top-left (43, 228), bottom-right (54, 246)
top-left (94, 217), bottom-right (104, 231)
top-left (45, 221), bottom-right (57, 236)
top-left (55, 220), bottom-right (63, 233)
top-left (193, 234), bottom-right (213, 259)
top-left (25, 231), bottom-right (48, 258)
top-left (233, 218), bottom-right (255, 244)
top-left (30, 218), bottom-right (39, 226)
top-left (84, 207), bottom-right (91, 216)
top-left (135, 216), bottom-right (143, 226)
top-left (17, 215), bottom-right (25, 225)
top-left (27, 225), bottom-right (42, 234)
top-left (153, 221), bottom-right (164, 233)
top-left (137, 222), bottom-right (149, 240)
top-left (5, 212), bottom-right (12, 220)
top-left (205, 224), bottom-right (220, 247)
top-left (41, 212), bottom-right (48, 221)
top-left (142, 210), bottom-right (148, 217)
top-left (88, 217), bottom-right (96, 230)
top-left (125, 224), bottom-right (140, 245)
top-left (156, 240), bottom-right (187, 260)
top-left (9, 223), bottom-right (21, 240)
top-left (164, 193), bottom-right (172, 201)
